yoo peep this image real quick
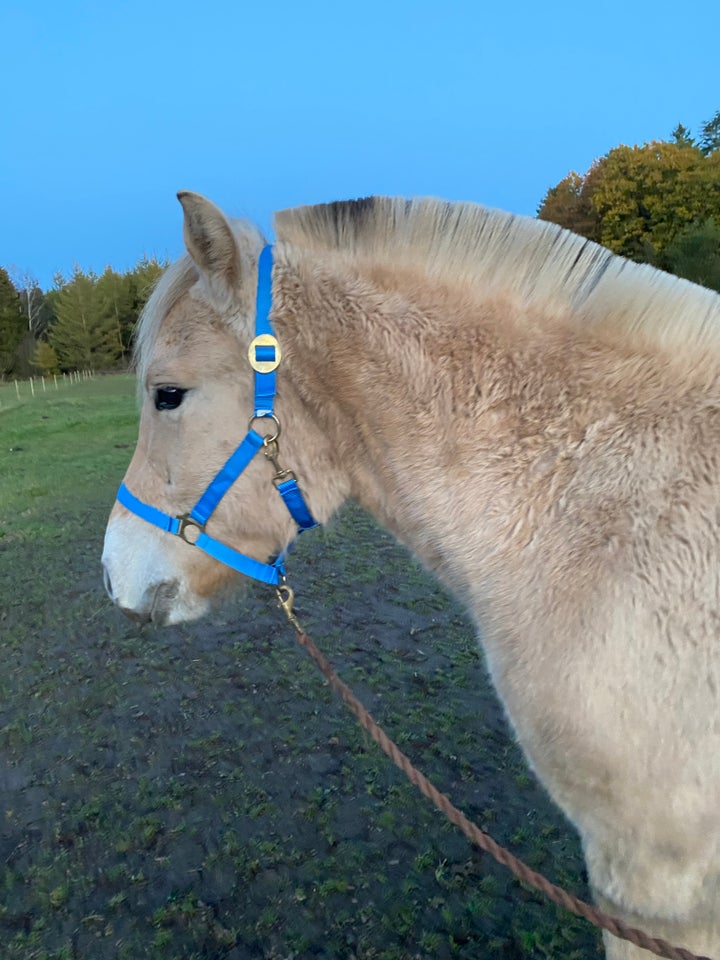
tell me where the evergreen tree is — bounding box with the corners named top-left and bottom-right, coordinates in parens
top-left (671, 123), bottom-right (695, 147)
top-left (0, 267), bottom-right (24, 375)
top-left (130, 256), bottom-right (165, 313)
top-left (659, 219), bottom-right (720, 292)
top-left (97, 266), bottom-right (135, 358)
top-left (48, 267), bottom-right (123, 370)
top-left (699, 109), bottom-right (720, 155)
top-left (123, 256), bottom-right (166, 352)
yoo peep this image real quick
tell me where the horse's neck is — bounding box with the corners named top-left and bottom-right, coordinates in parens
top-left (278, 258), bottom-right (691, 600)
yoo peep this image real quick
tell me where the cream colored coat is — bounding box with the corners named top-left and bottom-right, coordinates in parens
top-left (103, 192), bottom-right (720, 959)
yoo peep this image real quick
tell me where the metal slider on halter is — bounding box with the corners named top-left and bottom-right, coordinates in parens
top-left (116, 244), bottom-right (318, 589)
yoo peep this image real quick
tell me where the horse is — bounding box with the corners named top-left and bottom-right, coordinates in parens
top-left (102, 190), bottom-right (720, 959)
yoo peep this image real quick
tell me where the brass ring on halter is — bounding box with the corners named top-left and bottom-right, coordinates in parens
top-left (248, 413), bottom-right (281, 442)
top-left (176, 513), bottom-right (205, 545)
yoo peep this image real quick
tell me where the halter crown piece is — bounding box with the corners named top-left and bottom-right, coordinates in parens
top-left (116, 245), bottom-right (318, 586)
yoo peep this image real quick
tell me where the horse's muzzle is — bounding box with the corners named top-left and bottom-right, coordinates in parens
top-left (102, 563), bottom-right (179, 626)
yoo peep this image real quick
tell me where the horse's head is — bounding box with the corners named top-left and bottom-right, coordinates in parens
top-left (102, 192), bottom-right (344, 625)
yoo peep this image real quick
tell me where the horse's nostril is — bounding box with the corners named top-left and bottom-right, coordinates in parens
top-left (103, 566), bottom-right (113, 600)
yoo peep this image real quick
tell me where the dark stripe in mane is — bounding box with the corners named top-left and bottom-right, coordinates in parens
top-left (275, 195), bottom-right (720, 361)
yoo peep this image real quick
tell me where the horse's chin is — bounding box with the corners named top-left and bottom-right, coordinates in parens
top-left (152, 582), bottom-right (212, 626)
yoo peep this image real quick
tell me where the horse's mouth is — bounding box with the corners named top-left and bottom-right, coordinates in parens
top-left (106, 573), bottom-right (182, 627)
top-left (149, 580), bottom-right (181, 623)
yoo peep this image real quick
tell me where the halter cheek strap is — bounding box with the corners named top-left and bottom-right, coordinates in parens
top-left (116, 244), bottom-right (318, 586)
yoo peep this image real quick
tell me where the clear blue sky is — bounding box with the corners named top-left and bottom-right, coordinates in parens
top-left (2, 0), bottom-right (718, 290)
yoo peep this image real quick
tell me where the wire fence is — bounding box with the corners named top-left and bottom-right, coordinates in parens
top-left (0, 370), bottom-right (95, 410)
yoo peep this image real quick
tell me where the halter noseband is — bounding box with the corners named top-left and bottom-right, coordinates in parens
top-left (116, 244), bottom-right (318, 586)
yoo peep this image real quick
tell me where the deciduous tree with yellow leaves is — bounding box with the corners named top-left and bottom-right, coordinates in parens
top-left (538, 110), bottom-right (720, 291)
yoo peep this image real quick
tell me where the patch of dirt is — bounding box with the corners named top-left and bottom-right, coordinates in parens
top-left (0, 502), bottom-right (600, 959)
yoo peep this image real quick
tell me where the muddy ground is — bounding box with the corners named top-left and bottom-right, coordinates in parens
top-left (1, 484), bottom-right (601, 960)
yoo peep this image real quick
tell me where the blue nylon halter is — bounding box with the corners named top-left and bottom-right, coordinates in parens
top-left (116, 244), bottom-right (318, 586)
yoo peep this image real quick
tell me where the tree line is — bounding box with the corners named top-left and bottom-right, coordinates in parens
top-left (537, 109), bottom-right (720, 291)
top-left (0, 259), bottom-right (165, 378)
top-left (2, 112), bottom-right (720, 378)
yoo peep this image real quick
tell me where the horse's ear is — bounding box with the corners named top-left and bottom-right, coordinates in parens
top-left (177, 191), bottom-right (241, 307)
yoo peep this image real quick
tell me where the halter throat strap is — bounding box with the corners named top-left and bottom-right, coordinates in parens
top-left (116, 244), bottom-right (318, 586)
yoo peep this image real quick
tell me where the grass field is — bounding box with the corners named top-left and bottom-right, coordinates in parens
top-left (0, 374), bottom-right (601, 959)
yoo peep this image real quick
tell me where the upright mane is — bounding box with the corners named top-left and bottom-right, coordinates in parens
top-left (276, 196), bottom-right (720, 359)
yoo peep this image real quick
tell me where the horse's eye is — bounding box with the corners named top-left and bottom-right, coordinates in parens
top-left (154, 387), bottom-right (187, 411)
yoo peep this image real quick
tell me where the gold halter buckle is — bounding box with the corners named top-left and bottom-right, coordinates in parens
top-left (248, 334), bottom-right (281, 373)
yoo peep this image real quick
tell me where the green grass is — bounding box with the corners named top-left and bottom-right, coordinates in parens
top-left (0, 374), bottom-right (138, 543)
top-left (0, 374), bottom-right (601, 959)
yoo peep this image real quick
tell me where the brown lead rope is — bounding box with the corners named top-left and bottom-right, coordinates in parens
top-left (275, 591), bottom-right (712, 960)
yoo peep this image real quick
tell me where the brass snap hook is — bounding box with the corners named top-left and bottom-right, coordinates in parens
top-left (276, 583), bottom-right (302, 631)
